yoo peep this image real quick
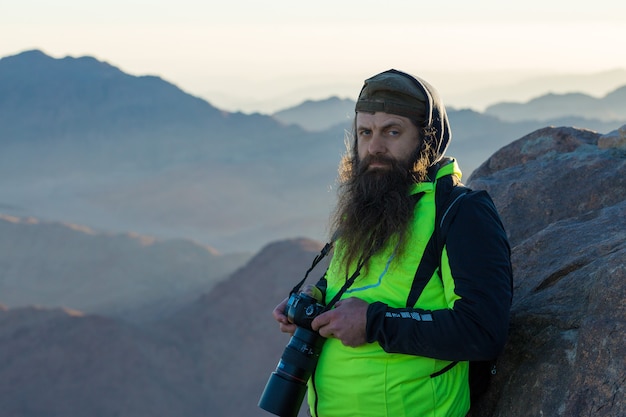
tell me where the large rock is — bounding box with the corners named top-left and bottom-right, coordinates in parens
top-left (469, 126), bottom-right (626, 247)
top-left (468, 125), bottom-right (626, 416)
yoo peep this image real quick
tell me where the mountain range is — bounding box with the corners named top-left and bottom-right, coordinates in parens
top-left (0, 49), bottom-right (342, 254)
top-left (202, 68), bottom-right (626, 115)
top-left (484, 87), bottom-right (626, 122)
top-left (271, 85), bottom-right (626, 131)
top-left (2, 49), bottom-right (625, 255)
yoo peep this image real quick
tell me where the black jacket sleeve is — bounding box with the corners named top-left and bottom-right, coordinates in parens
top-left (365, 191), bottom-right (513, 361)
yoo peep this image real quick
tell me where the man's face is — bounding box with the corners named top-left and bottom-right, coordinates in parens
top-left (355, 111), bottom-right (421, 171)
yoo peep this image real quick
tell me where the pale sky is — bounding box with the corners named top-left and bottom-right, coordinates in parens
top-left (2, 0), bottom-right (626, 112)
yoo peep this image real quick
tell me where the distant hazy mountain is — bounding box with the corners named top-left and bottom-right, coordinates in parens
top-left (0, 214), bottom-right (251, 322)
top-left (274, 89), bottom-right (626, 135)
top-left (485, 86), bottom-right (626, 122)
top-left (202, 69), bottom-right (626, 114)
top-left (0, 50), bottom-right (345, 253)
top-left (0, 49), bottom-right (222, 142)
top-left (445, 68), bottom-right (626, 111)
top-left (272, 96), bottom-right (354, 131)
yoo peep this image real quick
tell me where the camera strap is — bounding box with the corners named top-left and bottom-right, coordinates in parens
top-left (320, 259), bottom-right (366, 313)
top-left (289, 229), bottom-right (368, 311)
top-left (289, 241), bottom-right (334, 296)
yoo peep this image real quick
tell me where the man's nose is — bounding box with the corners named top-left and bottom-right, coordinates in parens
top-left (368, 133), bottom-right (386, 155)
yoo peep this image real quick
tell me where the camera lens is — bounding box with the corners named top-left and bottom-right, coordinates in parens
top-left (258, 327), bottom-right (326, 417)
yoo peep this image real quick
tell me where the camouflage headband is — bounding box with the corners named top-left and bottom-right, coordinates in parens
top-left (355, 70), bottom-right (428, 122)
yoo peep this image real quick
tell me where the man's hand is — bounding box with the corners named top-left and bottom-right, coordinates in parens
top-left (272, 297), bottom-right (296, 334)
top-left (311, 297), bottom-right (369, 347)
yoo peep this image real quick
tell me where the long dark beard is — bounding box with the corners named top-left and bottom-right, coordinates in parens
top-left (331, 152), bottom-right (422, 275)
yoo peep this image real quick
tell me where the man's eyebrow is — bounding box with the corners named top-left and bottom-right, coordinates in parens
top-left (381, 121), bottom-right (403, 129)
top-left (378, 121), bottom-right (405, 131)
top-left (357, 121), bottom-right (404, 130)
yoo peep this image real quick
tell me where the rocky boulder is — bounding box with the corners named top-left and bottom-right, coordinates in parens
top-left (468, 125), bottom-right (626, 416)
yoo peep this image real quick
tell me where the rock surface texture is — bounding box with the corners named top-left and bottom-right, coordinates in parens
top-left (468, 125), bottom-right (626, 416)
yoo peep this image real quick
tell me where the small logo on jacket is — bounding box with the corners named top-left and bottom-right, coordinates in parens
top-left (385, 311), bottom-right (433, 321)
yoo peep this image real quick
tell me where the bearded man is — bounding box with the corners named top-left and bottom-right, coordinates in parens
top-left (272, 69), bottom-right (513, 417)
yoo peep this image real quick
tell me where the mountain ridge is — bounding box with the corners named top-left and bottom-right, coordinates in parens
top-left (272, 87), bottom-right (626, 132)
top-left (0, 49), bottom-right (342, 252)
top-left (484, 86), bottom-right (626, 122)
top-left (0, 213), bottom-right (251, 322)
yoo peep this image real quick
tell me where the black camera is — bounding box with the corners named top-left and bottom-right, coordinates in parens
top-left (258, 292), bottom-right (326, 417)
top-left (285, 292), bottom-right (326, 331)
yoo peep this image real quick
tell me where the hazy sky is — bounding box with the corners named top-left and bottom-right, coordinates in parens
top-left (2, 0), bottom-right (626, 112)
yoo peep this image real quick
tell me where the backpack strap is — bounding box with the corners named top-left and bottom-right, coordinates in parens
top-left (405, 175), bottom-right (471, 307)
top-left (434, 183), bottom-right (471, 277)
